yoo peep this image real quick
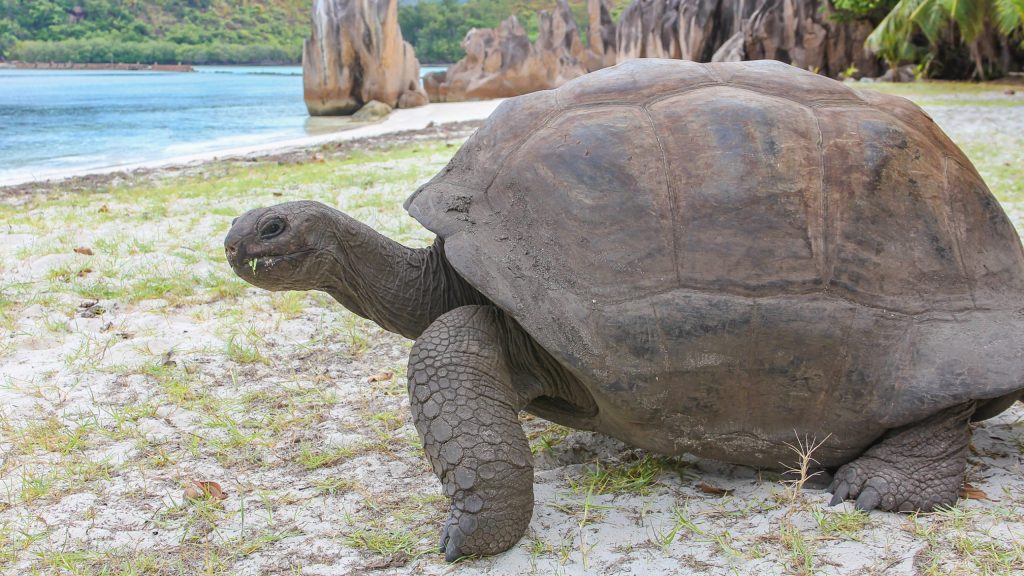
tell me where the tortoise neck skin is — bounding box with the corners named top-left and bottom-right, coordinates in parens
top-left (224, 201), bottom-right (486, 340)
top-left (318, 214), bottom-right (488, 339)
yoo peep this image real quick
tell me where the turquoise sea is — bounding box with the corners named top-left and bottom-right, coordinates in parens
top-left (0, 65), bottom-right (448, 185)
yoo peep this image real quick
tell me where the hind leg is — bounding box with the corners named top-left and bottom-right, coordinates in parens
top-left (829, 402), bottom-right (975, 512)
top-left (408, 306), bottom-right (534, 561)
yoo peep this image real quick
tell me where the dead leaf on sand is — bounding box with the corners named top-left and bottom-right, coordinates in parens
top-left (959, 483), bottom-right (992, 501)
top-left (697, 482), bottom-right (733, 496)
top-left (368, 370), bottom-right (394, 383)
top-left (74, 246), bottom-right (94, 256)
top-left (184, 480), bottom-right (228, 502)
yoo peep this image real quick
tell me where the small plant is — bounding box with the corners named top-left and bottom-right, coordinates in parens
top-left (225, 334), bottom-right (267, 364)
top-left (780, 431), bottom-right (831, 502)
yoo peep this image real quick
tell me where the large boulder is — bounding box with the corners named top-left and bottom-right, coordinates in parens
top-left (352, 100), bottom-right (393, 122)
top-left (303, 0), bottom-right (429, 116)
top-left (425, 0), bottom-right (588, 102)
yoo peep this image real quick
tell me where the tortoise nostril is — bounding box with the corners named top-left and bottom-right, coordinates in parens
top-left (226, 244), bottom-right (237, 255)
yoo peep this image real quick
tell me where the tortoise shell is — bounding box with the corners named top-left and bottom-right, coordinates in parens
top-left (405, 59), bottom-right (1024, 464)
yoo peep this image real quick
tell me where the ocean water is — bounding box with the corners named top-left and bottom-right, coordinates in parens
top-left (0, 65), bottom-right (449, 185)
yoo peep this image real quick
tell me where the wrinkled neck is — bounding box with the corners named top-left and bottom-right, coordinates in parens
top-left (317, 216), bottom-right (486, 339)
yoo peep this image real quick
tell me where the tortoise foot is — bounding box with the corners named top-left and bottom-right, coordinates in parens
top-left (829, 402), bottom-right (974, 512)
top-left (438, 481), bottom-right (532, 562)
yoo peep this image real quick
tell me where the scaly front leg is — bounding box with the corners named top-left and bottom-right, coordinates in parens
top-left (407, 305), bottom-right (534, 561)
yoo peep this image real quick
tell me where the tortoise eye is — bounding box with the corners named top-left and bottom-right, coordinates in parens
top-left (259, 218), bottom-right (286, 240)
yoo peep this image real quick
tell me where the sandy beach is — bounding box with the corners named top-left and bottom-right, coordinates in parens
top-left (0, 85), bottom-right (1022, 575)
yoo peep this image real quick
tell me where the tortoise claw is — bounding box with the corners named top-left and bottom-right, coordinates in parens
top-left (829, 481), bottom-right (850, 506)
top-left (441, 518), bottom-right (466, 562)
top-left (854, 486), bottom-right (882, 511)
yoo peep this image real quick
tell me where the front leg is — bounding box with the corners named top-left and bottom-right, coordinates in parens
top-left (408, 305), bottom-right (534, 561)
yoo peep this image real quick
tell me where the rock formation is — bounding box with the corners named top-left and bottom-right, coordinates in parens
top-left (424, 0), bottom-right (588, 102)
top-left (427, 0), bottom-right (881, 102)
top-left (609, 0), bottom-right (880, 77)
top-left (303, 0), bottom-right (429, 116)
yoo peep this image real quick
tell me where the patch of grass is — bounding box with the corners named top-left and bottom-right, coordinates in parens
top-left (295, 443), bottom-right (360, 470)
top-left (135, 361), bottom-right (210, 410)
top-left (854, 80), bottom-right (1021, 98)
top-left (197, 271), bottom-right (248, 301)
top-left (569, 455), bottom-right (666, 496)
top-left (344, 527), bottom-right (429, 557)
top-left (912, 98), bottom-right (1024, 108)
top-left (527, 422), bottom-right (573, 456)
top-left (226, 528), bottom-right (304, 557)
top-left (312, 477), bottom-right (358, 496)
top-left (811, 507), bottom-right (870, 538)
top-left (9, 415), bottom-right (91, 456)
top-left (960, 138), bottom-right (1024, 204)
top-left (225, 332), bottom-right (268, 365)
top-left (778, 519), bottom-right (816, 576)
top-left (18, 469), bottom-right (60, 503)
top-left (270, 291), bottom-right (306, 318)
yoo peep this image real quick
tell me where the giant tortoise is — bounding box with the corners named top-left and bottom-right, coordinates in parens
top-left (224, 59), bottom-right (1024, 561)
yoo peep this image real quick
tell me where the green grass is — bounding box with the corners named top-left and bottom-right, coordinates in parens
top-left (854, 80), bottom-right (1021, 97)
top-left (295, 443), bottom-right (361, 470)
top-left (811, 508), bottom-right (870, 538)
top-left (569, 455), bottom-right (669, 496)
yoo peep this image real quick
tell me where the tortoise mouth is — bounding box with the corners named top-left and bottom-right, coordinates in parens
top-left (229, 249), bottom-right (316, 279)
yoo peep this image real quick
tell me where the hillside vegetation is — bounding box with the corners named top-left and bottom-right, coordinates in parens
top-left (0, 0), bottom-right (310, 64)
top-left (0, 0), bottom-right (627, 66)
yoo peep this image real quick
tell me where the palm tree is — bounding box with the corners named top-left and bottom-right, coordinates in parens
top-left (866, 0), bottom-right (1024, 78)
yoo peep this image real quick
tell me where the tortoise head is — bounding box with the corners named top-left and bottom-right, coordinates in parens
top-left (224, 200), bottom-right (339, 291)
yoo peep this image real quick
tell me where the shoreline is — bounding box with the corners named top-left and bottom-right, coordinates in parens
top-left (8, 61), bottom-right (195, 72)
top-left (0, 99), bottom-right (504, 192)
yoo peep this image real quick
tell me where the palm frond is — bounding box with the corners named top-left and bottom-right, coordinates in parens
top-left (939, 0), bottom-right (989, 42)
top-left (867, 0), bottom-right (937, 52)
top-left (993, 0), bottom-right (1024, 35)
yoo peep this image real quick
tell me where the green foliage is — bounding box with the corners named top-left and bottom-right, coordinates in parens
top-left (11, 38), bottom-right (300, 64)
top-left (399, 0), bottom-right (610, 64)
top-left (830, 0), bottom-right (899, 21)
top-left (867, 0), bottom-right (1024, 77)
top-left (0, 0), bottom-right (309, 64)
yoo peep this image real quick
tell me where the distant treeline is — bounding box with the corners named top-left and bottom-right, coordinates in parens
top-left (11, 38), bottom-right (299, 65)
top-left (0, 0), bottom-right (308, 64)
